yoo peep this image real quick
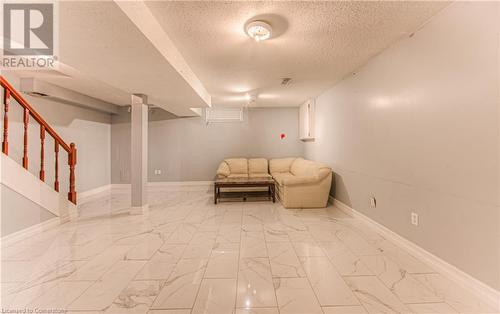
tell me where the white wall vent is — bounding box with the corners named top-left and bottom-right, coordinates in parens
top-left (205, 107), bottom-right (243, 123)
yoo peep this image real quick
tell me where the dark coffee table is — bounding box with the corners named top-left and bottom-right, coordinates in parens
top-left (214, 177), bottom-right (276, 204)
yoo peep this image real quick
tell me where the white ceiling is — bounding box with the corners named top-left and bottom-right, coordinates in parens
top-left (146, 1), bottom-right (449, 108)
top-left (4, 1), bottom-right (449, 113)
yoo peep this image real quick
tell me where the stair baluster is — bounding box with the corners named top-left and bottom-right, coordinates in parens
top-left (68, 143), bottom-right (77, 203)
top-left (22, 108), bottom-right (29, 169)
top-left (40, 125), bottom-right (45, 181)
top-left (2, 89), bottom-right (9, 155)
top-left (55, 141), bottom-right (59, 192)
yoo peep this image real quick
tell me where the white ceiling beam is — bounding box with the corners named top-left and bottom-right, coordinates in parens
top-left (114, 0), bottom-right (211, 111)
top-left (20, 77), bottom-right (119, 114)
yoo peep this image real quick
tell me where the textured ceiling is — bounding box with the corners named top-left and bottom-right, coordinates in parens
top-left (4, 1), bottom-right (449, 112)
top-left (146, 1), bottom-right (449, 107)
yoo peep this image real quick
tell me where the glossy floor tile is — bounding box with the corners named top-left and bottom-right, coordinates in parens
top-left (1, 185), bottom-right (496, 314)
top-left (192, 278), bottom-right (237, 314)
top-left (274, 277), bottom-right (323, 314)
top-left (300, 256), bottom-right (359, 306)
top-left (237, 257), bottom-right (277, 308)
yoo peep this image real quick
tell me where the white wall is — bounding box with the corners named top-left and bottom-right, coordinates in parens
top-left (111, 107), bottom-right (304, 183)
top-left (304, 2), bottom-right (500, 290)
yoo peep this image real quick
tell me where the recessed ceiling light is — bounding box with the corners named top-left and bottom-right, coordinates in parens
top-left (246, 20), bottom-right (272, 42)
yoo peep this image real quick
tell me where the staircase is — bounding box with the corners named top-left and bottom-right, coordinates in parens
top-left (0, 75), bottom-right (77, 204)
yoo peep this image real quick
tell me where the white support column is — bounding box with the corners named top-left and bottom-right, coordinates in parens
top-left (130, 94), bottom-right (148, 214)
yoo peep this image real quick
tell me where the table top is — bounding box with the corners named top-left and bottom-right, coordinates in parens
top-left (215, 177), bottom-right (275, 185)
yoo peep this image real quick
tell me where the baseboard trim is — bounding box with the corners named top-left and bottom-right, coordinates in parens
top-left (1, 217), bottom-right (61, 247)
top-left (130, 204), bottom-right (149, 215)
top-left (111, 184), bottom-right (130, 189)
top-left (111, 181), bottom-right (214, 188)
top-left (148, 181), bottom-right (214, 187)
top-left (329, 196), bottom-right (500, 311)
top-left (78, 184), bottom-right (112, 202)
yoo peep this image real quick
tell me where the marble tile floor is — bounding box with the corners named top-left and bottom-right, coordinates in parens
top-left (0, 185), bottom-right (497, 314)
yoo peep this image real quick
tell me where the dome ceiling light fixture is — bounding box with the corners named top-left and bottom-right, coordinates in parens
top-left (245, 20), bottom-right (272, 42)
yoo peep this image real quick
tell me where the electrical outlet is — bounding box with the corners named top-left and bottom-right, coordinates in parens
top-left (411, 212), bottom-right (419, 226)
top-left (154, 169), bottom-right (162, 175)
top-left (370, 196), bottom-right (377, 208)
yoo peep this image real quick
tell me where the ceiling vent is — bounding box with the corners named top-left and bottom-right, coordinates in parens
top-left (20, 78), bottom-right (119, 114)
top-left (205, 107), bottom-right (243, 123)
top-left (281, 78), bottom-right (292, 87)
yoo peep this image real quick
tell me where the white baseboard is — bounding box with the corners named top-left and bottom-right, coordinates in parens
top-left (1, 217), bottom-right (61, 247)
top-left (111, 181), bottom-right (214, 189)
top-left (78, 184), bottom-right (112, 201)
top-left (130, 204), bottom-right (149, 215)
top-left (330, 196), bottom-right (500, 311)
top-left (148, 180), bottom-right (214, 187)
top-left (111, 184), bottom-right (131, 189)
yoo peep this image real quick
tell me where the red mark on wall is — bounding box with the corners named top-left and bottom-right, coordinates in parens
top-left (280, 133), bottom-right (286, 140)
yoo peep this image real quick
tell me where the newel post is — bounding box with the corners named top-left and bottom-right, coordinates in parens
top-left (68, 142), bottom-right (77, 204)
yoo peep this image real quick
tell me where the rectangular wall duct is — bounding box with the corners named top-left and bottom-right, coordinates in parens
top-left (205, 107), bottom-right (243, 123)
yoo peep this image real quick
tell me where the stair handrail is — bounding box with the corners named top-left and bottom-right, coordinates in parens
top-left (0, 75), bottom-right (77, 204)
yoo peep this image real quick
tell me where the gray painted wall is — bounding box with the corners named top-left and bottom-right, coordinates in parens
top-left (1, 72), bottom-right (112, 193)
top-left (111, 107), bottom-right (304, 183)
top-left (304, 2), bottom-right (500, 290)
top-left (1, 184), bottom-right (56, 236)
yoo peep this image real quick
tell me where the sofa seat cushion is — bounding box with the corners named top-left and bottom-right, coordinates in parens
top-left (225, 158), bottom-right (248, 174)
top-left (249, 158), bottom-right (268, 174)
top-left (227, 173), bottom-right (248, 178)
top-left (271, 172), bottom-right (295, 185)
top-left (249, 173), bottom-right (272, 178)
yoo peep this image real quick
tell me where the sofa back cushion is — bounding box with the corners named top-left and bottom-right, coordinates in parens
top-left (248, 158), bottom-right (268, 174)
top-left (269, 158), bottom-right (296, 173)
top-left (290, 158), bottom-right (321, 177)
top-left (224, 158), bottom-right (248, 174)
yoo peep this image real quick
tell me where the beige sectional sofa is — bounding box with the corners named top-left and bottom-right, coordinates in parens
top-left (216, 157), bottom-right (332, 208)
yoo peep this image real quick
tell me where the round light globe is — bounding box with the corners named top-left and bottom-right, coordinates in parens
top-left (245, 21), bottom-right (272, 42)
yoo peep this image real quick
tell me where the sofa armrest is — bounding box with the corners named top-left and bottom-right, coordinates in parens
top-left (282, 169), bottom-right (331, 186)
top-left (216, 161), bottom-right (230, 177)
top-left (317, 168), bottom-right (332, 180)
top-left (282, 176), bottom-right (319, 186)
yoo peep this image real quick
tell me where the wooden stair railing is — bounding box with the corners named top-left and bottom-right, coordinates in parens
top-left (1, 76), bottom-right (77, 204)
